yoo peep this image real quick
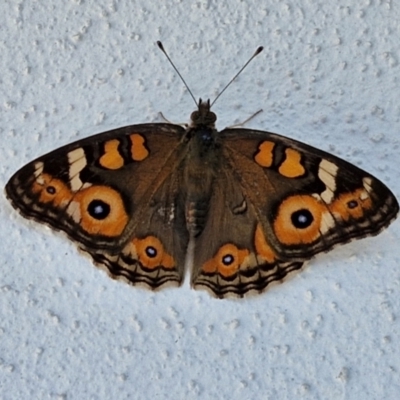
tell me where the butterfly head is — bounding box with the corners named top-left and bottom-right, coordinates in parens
top-left (190, 99), bottom-right (217, 128)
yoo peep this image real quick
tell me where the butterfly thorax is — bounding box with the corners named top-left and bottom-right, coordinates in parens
top-left (183, 100), bottom-right (220, 237)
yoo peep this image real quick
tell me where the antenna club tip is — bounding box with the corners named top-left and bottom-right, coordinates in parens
top-left (255, 46), bottom-right (264, 55)
top-left (157, 41), bottom-right (164, 51)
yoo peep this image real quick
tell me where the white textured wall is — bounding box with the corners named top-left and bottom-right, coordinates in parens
top-left (0, 1), bottom-right (399, 399)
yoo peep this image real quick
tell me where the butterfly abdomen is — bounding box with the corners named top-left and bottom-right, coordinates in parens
top-left (185, 200), bottom-right (209, 237)
top-left (182, 159), bottom-right (217, 237)
top-left (182, 125), bottom-right (221, 237)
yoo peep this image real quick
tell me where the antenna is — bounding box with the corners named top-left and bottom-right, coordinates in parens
top-left (157, 41), bottom-right (263, 108)
top-left (157, 41), bottom-right (198, 107)
top-left (211, 46), bottom-right (263, 106)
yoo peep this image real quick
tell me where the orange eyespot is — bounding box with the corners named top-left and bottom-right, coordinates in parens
top-left (74, 185), bottom-right (128, 237)
top-left (273, 195), bottom-right (327, 245)
top-left (32, 173), bottom-right (73, 206)
top-left (330, 189), bottom-right (372, 220)
top-left (132, 236), bottom-right (175, 269)
top-left (202, 244), bottom-right (249, 278)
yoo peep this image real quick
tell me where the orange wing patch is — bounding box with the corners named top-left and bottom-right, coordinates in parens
top-left (254, 224), bottom-right (276, 263)
top-left (132, 236), bottom-right (175, 269)
top-left (202, 244), bottom-right (250, 278)
top-left (99, 139), bottom-right (124, 170)
top-left (255, 141), bottom-right (275, 167)
top-left (278, 148), bottom-right (306, 178)
top-left (130, 134), bottom-right (149, 161)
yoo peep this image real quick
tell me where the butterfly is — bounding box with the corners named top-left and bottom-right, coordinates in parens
top-left (5, 43), bottom-right (399, 298)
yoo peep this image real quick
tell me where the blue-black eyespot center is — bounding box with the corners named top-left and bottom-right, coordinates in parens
top-left (291, 209), bottom-right (313, 229)
top-left (88, 199), bottom-right (111, 220)
top-left (222, 254), bottom-right (234, 265)
top-left (347, 200), bottom-right (358, 209)
top-left (46, 186), bottom-right (56, 194)
top-left (145, 246), bottom-right (157, 258)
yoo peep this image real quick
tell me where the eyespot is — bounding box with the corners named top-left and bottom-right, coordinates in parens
top-left (347, 200), bottom-right (358, 209)
top-left (290, 209), bottom-right (314, 229)
top-left (330, 189), bottom-right (373, 221)
top-left (202, 244), bottom-right (250, 277)
top-left (132, 236), bottom-right (175, 269)
top-left (87, 199), bottom-right (111, 220)
top-left (273, 195), bottom-right (327, 245)
top-left (222, 254), bottom-right (234, 265)
top-left (145, 246), bottom-right (157, 258)
top-left (31, 173), bottom-right (72, 206)
top-left (74, 185), bottom-right (128, 237)
top-left (46, 186), bottom-right (56, 195)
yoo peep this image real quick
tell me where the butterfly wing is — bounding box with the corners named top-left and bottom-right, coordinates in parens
top-left (6, 123), bottom-right (190, 290)
top-left (191, 128), bottom-right (398, 298)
